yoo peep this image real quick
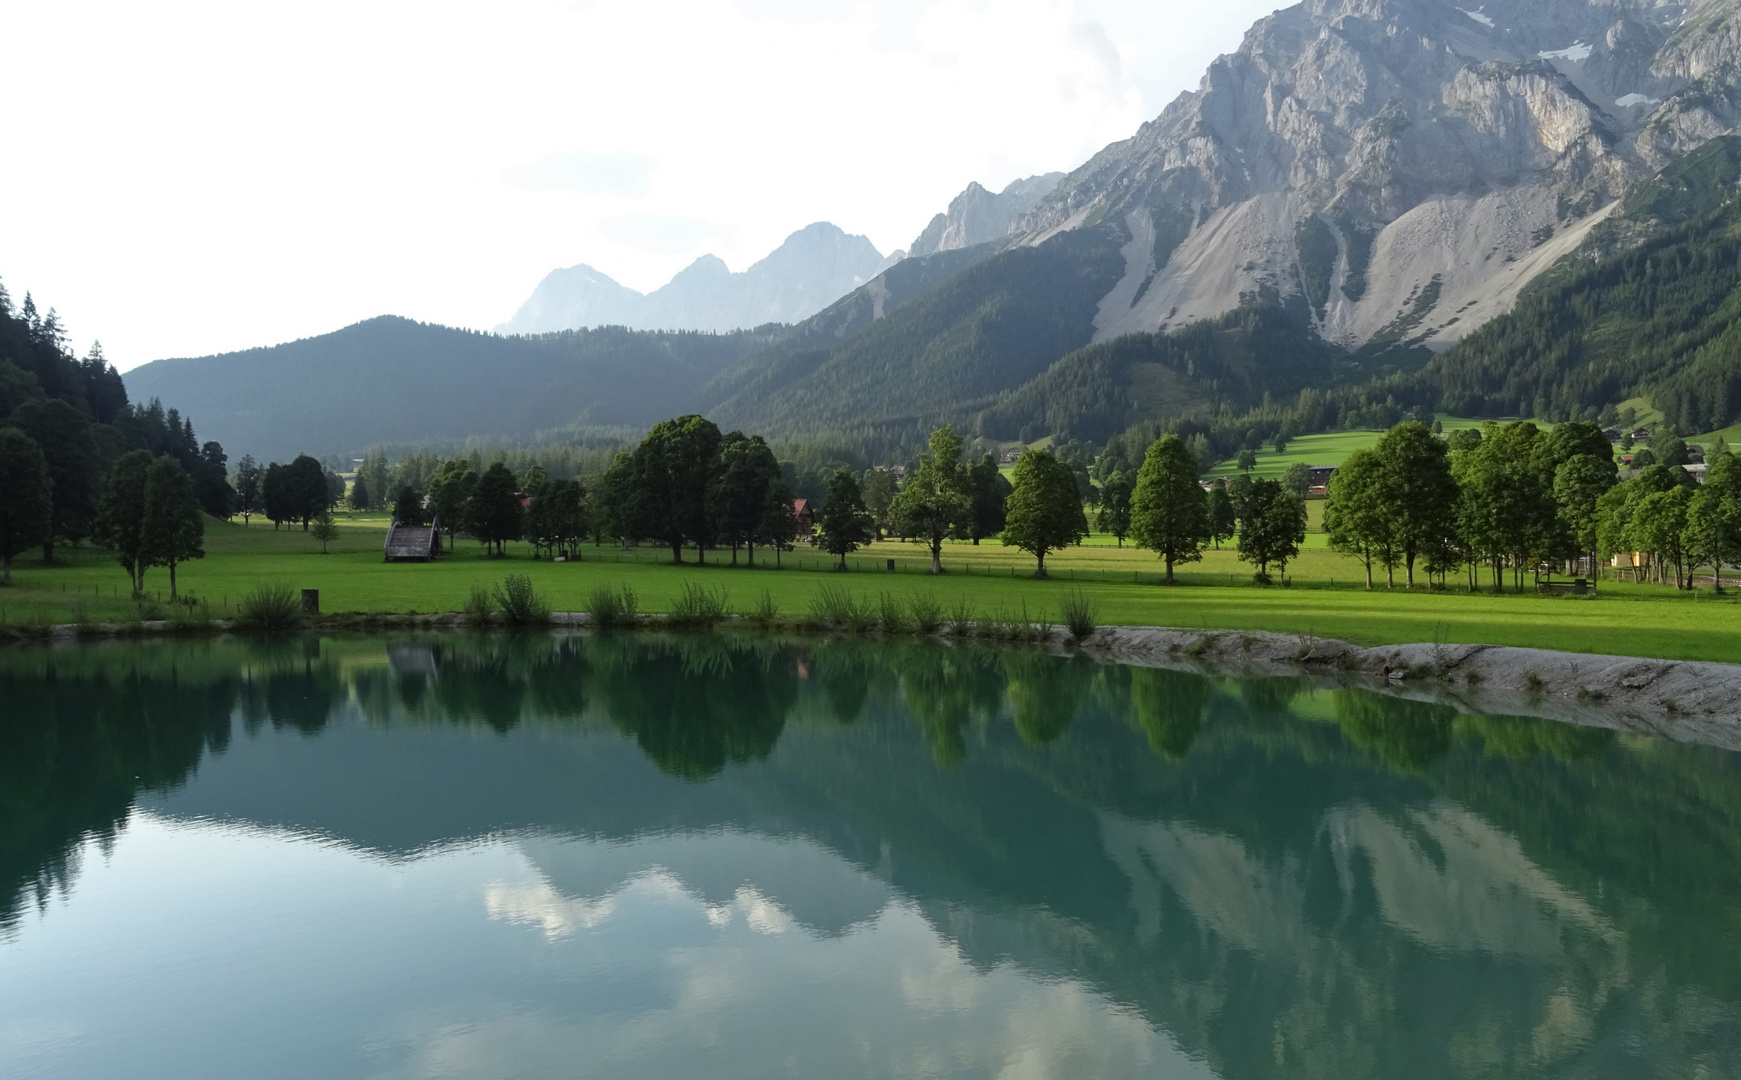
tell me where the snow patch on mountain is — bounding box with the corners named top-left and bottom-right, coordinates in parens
top-left (1539, 41), bottom-right (1593, 62)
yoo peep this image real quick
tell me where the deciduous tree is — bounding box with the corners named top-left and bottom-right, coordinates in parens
top-left (1095, 472), bottom-right (1132, 546)
top-left (890, 425), bottom-right (970, 574)
top-left (966, 454), bottom-right (1012, 545)
top-left (234, 455), bottom-right (262, 525)
top-left (1324, 449), bottom-right (1393, 588)
top-left (465, 462), bottom-right (523, 556)
top-left (816, 469), bottom-right (874, 570)
top-left (140, 455), bottom-right (204, 599)
top-left (96, 450), bottom-right (153, 594)
top-left (9, 398), bottom-right (96, 562)
top-left (630, 415), bottom-right (723, 563)
top-left (1001, 449), bottom-right (1087, 577)
top-left (0, 427), bottom-right (51, 586)
top-left (1130, 435), bottom-right (1207, 583)
top-left (1236, 477), bottom-right (1306, 584)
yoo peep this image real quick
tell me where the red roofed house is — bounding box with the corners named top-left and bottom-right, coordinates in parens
top-left (792, 499), bottom-right (814, 538)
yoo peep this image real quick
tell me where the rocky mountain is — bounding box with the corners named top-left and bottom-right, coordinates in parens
top-left (498, 222), bottom-right (898, 335)
top-left (907, 173), bottom-right (1065, 257)
top-left (703, 0), bottom-right (1741, 443)
top-left (1014, 0), bottom-right (1725, 350)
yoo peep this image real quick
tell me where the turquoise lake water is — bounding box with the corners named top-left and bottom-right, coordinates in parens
top-left (2, 633), bottom-right (1739, 1078)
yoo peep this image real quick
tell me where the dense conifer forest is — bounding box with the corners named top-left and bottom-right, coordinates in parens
top-left (0, 279), bottom-right (230, 580)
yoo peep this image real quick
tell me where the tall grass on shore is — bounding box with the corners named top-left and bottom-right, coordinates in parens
top-left (238, 584), bottom-right (302, 631)
top-left (670, 582), bottom-right (731, 627)
top-left (1059, 589), bottom-right (1098, 644)
top-left (587, 583), bottom-right (639, 628)
top-left (496, 574), bottom-right (551, 626)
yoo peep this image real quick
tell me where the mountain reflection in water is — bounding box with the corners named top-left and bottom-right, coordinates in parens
top-left (1, 632), bottom-right (1739, 1079)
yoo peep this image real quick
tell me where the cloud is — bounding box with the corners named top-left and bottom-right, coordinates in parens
top-left (504, 152), bottom-right (657, 195)
top-left (596, 215), bottom-right (736, 256)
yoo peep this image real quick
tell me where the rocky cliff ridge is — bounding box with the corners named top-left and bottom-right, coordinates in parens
top-left (1007, 0), bottom-right (1738, 351)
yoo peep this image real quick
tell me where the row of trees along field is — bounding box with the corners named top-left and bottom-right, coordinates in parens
top-left (1321, 419), bottom-right (1741, 592)
top-left (378, 418), bottom-right (1022, 571)
top-left (0, 279), bottom-right (229, 589)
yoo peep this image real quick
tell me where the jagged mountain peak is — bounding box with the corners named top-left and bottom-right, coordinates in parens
top-left (907, 173), bottom-right (1066, 258)
top-left (497, 222), bottom-right (891, 335)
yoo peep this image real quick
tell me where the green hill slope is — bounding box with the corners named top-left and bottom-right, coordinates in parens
top-left (704, 225), bottom-right (1126, 440)
top-left (1424, 136), bottom-right (1741, 431)
top-left (124, 317), bottom-right (776, 461)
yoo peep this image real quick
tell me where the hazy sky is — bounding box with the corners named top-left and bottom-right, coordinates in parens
top-left (1, 0), bottom-right (1280, 369)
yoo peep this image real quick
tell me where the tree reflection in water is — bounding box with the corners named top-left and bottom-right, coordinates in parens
top-left (3, 631), bottom-right (1741, 1076)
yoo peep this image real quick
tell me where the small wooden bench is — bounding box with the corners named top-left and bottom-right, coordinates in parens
top-left (1538, 578), bottom-right (1594, 596)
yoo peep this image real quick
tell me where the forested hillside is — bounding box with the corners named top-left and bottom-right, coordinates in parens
top-left (977, 299), bottom-right (1338, 445)
top-left (125, 317), bottom-right (780, 462)
top-left (706, 224), bottom-right (1125, 443)
top-left (1423, 136), bottom-right (1741, 432)
top-left (1, 278), bottom-right (232, 563)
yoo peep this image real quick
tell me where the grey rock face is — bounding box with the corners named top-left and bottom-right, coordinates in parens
top-left (908, 173), bottom-right (1066, 257)
top-left (499, 222), bottom-right (892, 335)
top-left (1012, 0), bottom-right (1735, 349)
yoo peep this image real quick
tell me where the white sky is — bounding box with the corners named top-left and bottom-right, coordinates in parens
top-left (0, 0), bottom-right (1281, 369)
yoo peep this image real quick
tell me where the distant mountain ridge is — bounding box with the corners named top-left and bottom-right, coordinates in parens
top-left (123, 317), bottom-right (779, 462)
top-left (907, 173), bottom-right (1065, 257)
top-left (497, 222), bottom-right (899, 335)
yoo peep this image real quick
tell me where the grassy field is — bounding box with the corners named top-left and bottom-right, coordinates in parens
top-left (4, 510), bottom-right (1741, 662)
top-left (1202, 415), bottom-right (1495, 480)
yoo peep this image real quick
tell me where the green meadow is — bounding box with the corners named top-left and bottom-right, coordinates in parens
top-left (4, 508), bottom-right (1739, 663)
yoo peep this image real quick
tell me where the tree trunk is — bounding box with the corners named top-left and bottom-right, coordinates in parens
top-left (1035, 551), bottom-right (1047, 579)
top-left (747, 541), bottom-right (756, 567)
top-left (169, 562), bottom-right (178, 600)
top-left (671, 541), bottom-right (683, 564)
top-left (930, 537), bottom-right (943, 575)
top-left (41, 539), bottom-right (55, 564)
top-left (1405, 555), bottom-right (1415, 588)
top-left (1164, 553), bottom-right (1175, 583)
top-left (1364, 559), bottom-right (1374, 589)
top-left (1386, 565), bottom-right (1394, 588)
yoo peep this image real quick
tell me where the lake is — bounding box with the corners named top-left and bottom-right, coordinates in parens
top-left (1, 632), bottom-right (1739, 1079)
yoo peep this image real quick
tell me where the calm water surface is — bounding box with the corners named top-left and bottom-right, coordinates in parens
top-left (2, 633), bottom-right (1739, 1079)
